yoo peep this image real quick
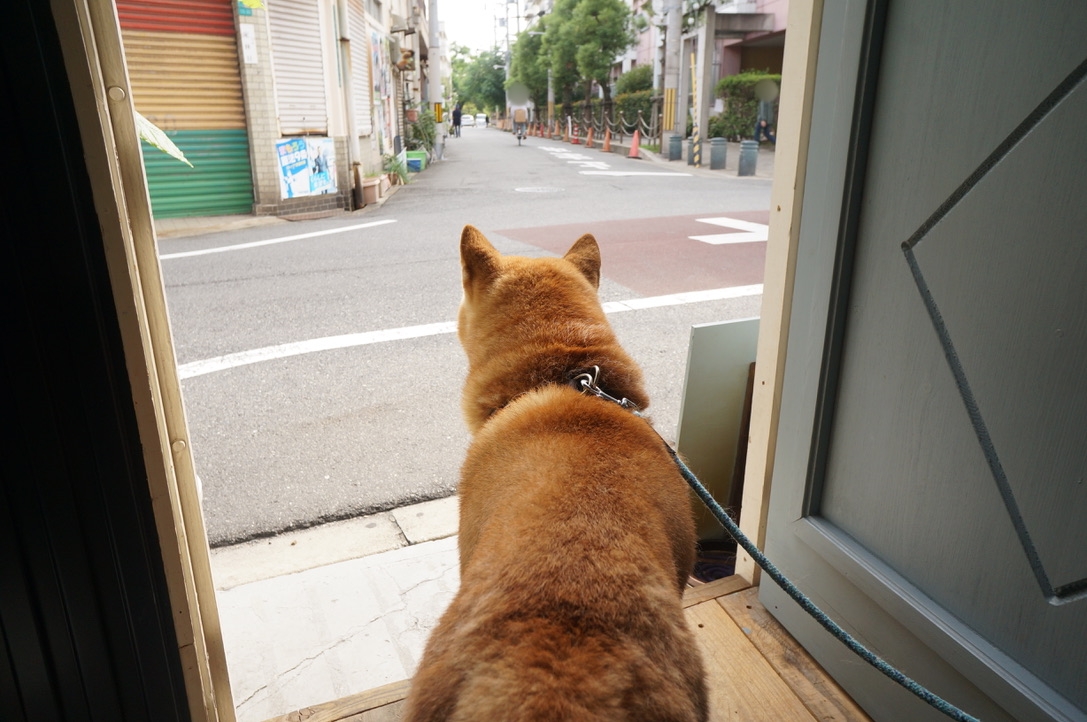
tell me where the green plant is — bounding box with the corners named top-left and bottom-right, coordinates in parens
top-left (616, 65), bottom-right (652, 95)
top-left (405, 110), bottom-right (437, 152)
top-left (714, 70), bottom-right (780, 140)
top-left (383, 154), bottom-right (409, 185)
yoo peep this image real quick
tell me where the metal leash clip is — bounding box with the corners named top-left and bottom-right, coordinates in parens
top-left (571, 365), bottom-right (641, 413)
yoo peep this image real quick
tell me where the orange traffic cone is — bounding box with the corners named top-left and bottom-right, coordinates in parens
top-left (628, 129), bottom-right (641, 158)
top-left (602, 127), bottom-right (611, 153)
top-left (585, 127), bottom-right (594, 149)
top-left (571, 124), bottom-right (580, 144)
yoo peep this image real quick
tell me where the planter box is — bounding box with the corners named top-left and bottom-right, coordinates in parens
top-left (360, 177), bottom-right (381, 205)
top-left (406, 150), bottom-right (427, 172)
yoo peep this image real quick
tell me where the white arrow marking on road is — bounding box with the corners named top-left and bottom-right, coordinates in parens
top-left (176, 284), bottom-right (763, 379)
top-left (571, 161), bottom-right (611, 169)
top-left (689, 217), bottom-right (768, 244)
top-left (160, 219), bottom-right (397, 259)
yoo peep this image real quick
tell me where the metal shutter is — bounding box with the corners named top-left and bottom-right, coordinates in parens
top-left (122, 30), bottom-right (247, 129)
top-left (118, 1), bottom-right (255, 217)
top-left (269, 0), bottom-right (329, 135)
top-left (348, 0), bottom-right (373, 136)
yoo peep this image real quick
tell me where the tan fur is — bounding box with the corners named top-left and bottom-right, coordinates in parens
top-left (403, 226), bottom-right (707, 722)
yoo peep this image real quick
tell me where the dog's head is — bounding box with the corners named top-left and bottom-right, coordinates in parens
top-left (456, 225), bottom-right (646, 431)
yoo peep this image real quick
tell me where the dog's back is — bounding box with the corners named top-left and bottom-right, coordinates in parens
top-left (403, 227), bottom-right (707, 721)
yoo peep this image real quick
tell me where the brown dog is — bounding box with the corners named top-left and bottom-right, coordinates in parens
top-left (403, 226), bottom-right (708, 722)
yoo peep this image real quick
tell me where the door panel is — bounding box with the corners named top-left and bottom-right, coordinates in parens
top-left (762, 1), bottom-right (1087, 720)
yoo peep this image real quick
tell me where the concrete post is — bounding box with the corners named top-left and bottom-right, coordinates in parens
top-left (668, 134), bottom-right (682, 161)
top-left (710, 137), bottom-right (726, 169)
top-left (693, 5), bottom-right (715, 167)
top-left (739, 139), bottom-right (759, 176)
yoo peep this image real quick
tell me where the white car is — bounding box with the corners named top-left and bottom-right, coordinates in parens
top-left (460, 114), bottom-right (475, 127)
top-left (475, 113), bottom-right (488, 127)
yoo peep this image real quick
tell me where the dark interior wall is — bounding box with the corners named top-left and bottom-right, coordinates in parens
top-left (1, 1), bottom-right (190, 720)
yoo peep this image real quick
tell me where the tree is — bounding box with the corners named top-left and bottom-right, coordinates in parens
top-left (541, 0), bottom-right (581, 116)
top-left (571, 0), bottom-right (634, 104)
top-left (509, 26), bottom-right (549, 112)
top-left (460, 49), bottom-right (507, 114)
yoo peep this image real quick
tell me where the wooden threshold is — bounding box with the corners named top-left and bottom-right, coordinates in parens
top-left (264, 577), bottom-right (869, 722)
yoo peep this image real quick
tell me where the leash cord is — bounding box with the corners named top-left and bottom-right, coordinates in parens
top-left (669, 449), bottom-right (981, 722)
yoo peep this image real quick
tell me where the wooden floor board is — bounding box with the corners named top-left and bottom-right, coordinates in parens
top-left (717, 588), bottom-right (871, 721)
top-left (688, 599), bottom-right (818, 721)
top-left (262, 579), bottom-right (868, 722)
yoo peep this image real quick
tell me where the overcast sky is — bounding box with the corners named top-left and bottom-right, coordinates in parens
top-left (440, 0), bottom-right (521, 54)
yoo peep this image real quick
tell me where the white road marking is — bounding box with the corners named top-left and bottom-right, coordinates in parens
top-left (177, 284), bottom-right (763, 380)
top-left (159, 219), bottom-right (397, 259)
top-left (580, 171), bottom-right (693, 177)
top-left (689, 217), bottom-right (768, 244)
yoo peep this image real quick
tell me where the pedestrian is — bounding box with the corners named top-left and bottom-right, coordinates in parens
top-left (755, 99), bottom-right (776, 144)
top-left (452, 105), bottom-right (462, 138)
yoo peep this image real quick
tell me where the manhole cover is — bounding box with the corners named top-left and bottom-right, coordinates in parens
top-left (514, 186), bottom-right (562, 193)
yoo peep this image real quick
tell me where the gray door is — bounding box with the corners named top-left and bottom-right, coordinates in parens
top-left (762, 1), bottom-right (1087, 720)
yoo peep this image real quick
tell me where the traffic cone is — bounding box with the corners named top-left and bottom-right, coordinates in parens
top-left (571, 123), bottom-right (580, 144)
top-left (585, 127), bottom-right (594, 149)
top-left (628, 129), bottom-right (641, 158)
top-left (602, 127), bottom-right (611, 153)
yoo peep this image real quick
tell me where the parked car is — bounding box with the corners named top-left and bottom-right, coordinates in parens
top-left (475, 113), bottom-right (488, 127)
top-left (461, 114), bottom-right (475, 127)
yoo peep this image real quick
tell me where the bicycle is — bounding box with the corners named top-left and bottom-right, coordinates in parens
top-left (512, 108), bottom-right (528, 146)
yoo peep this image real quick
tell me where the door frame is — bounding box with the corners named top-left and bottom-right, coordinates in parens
top-left (50, 0), bottom-right (233, 719)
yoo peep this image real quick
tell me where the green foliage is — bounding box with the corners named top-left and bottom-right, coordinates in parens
top-left (615, 65), bottom-right (652, 95)
top-left (459, 49), bottom-right (507, 113)
top-left (509, 27), bottom-right (549, 111)
top-left (542, 0), bottom-right (581, 108)
top-left (571, 0), bottom-right (635, 102)
top-left (405, 110), bottom-right (437, 152)
top-left (713, 70), bottom-right (780, 140)
top-left (614, 89), bottom-right (653, 125)
top-left (383, 154), bottom-right (409, 184)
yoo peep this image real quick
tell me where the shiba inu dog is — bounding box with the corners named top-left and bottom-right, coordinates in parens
top-left (403, 226), bottom-right (708, 722)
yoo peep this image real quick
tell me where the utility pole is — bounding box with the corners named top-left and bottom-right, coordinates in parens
top-left (428, 0), bottom-right (444, 159)
top-left (662, 0), bottom-right (683, 158)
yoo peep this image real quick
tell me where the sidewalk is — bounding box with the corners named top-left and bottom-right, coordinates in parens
top-left (212, 495), bottom-right (461, 722)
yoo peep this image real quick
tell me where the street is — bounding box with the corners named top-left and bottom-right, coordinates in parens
top-left (159, 125), bottom-right (773, 546)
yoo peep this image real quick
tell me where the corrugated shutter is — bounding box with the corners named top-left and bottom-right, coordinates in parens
top-left (141, 130), bottom-right (254, 217)
top-left (123, 30), bottom-right (247, 129)
top-left (119, 0), bottom-right (254, 217)
top-left (348, 0), bottom-right (373, 136)
top-left (116, 0), bottom-right (235, 36)
top-left (269, 0), bottom-right (329, 135)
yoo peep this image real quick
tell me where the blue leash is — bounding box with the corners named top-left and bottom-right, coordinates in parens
top-left (669, 449), bottom-right (981, 722)
top-left (571, 365), bottom-right (979, 720)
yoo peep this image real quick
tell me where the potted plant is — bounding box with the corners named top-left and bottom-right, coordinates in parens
top-left (383, 153), bottom-right (410, 186)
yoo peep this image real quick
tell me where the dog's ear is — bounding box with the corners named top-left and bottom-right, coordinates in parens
top-left (461, 225), bottom-right (501, 290)
top-left (563, 234), bottom-right (601, 289)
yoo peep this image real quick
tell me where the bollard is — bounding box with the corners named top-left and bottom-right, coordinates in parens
top-left (738, 139), bottom-right (759, 176)
top-left (709, 137), bottom-right (726, 170)
top-left (687, 138), bottom-right (694, 166)
top-left (668, 134), bottom-right (682, 161)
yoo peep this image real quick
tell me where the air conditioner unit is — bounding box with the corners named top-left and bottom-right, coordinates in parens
top-left (391, 13), bottom-right (415, 33)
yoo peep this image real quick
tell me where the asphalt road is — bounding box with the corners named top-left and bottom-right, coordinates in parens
top-left (159, 125), bottom-right (773, 546)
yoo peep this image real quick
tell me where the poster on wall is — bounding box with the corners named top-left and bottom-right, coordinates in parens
top-left (276, 137), bottom-right (338, 199)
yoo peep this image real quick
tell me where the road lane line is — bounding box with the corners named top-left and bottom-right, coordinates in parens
top-left (160, 219), bottom-right (397, 259)
top-left (177, 284), bottom-right (763, 380)
top-left (689, 217), bottom-right (769, 244)
top-left (578, 171), bottom-right (693, 177)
